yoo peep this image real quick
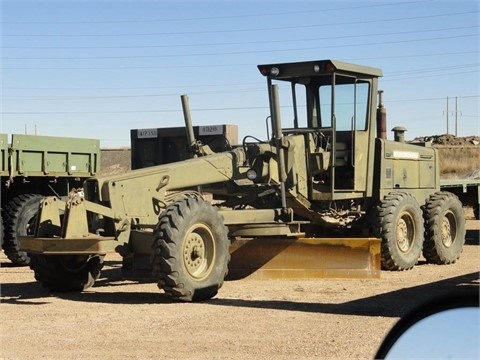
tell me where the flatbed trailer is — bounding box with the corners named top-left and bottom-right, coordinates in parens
top-left (440, 178), bottom-right (480, 220)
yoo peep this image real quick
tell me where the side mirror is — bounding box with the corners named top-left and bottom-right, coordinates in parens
top-left (376, 289), bottom-right (479, 359)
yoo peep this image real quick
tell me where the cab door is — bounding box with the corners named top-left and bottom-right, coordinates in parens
top-left (319, 76), bottom-right (372, 197)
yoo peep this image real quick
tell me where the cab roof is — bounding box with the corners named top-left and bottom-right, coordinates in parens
top-left (257, 59), bottom-right (383, 79)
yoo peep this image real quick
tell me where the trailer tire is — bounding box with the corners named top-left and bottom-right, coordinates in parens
top-left (29, 254), bottom-right (104, 292)
top-left (152, 196), bottom-right (230, 302)
top-left (0, 209), bottom-right (4, 249)
top-left (3, 194), bottom-right (43, 266)
top-left (374, 192), bottom-right (424, 270)
top-left (423, 192), bottom-right (465, 264)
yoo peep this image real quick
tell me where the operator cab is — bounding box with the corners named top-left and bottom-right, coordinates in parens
top-left (258, 59), bottom-right (383, 200)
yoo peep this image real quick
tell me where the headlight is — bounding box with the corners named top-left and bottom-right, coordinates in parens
top-left (246, 169), bottom-right (257, 181)
top-left (270, 67), bottom-right (280, 76)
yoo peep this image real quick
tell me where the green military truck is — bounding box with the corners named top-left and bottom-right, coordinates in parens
top-left (0, 133), bottom-right (100, 266)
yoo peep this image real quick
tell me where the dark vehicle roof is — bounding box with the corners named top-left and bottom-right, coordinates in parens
top-left (257, 59), bottom-right (383, 79)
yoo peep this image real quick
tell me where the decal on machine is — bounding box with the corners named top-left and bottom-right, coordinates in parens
top-left (392, 151), bottom-right (419, 159)
top-left (137, 128), bottom-right (158, 139)
top-left (199, 125), bottom-right (223, 136)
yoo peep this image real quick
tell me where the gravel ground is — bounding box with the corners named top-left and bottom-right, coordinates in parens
top-left (1, 221), bottom-right (479, 360)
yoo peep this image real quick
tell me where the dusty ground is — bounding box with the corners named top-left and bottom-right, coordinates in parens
top-left (2, 136), bottom-right (479, 359)
top-left (1, 220), bottom-right (479, 360)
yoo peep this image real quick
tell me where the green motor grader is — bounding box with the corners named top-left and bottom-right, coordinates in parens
top-left (19, 59), bottom-right (465, 301)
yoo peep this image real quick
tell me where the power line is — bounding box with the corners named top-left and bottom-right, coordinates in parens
top-left (4, 87), bottom-right (264, 100)
top-left (2, 82), bottom-right (260, 91)
top-left (3, 51), bottom-right (477, 91)
top-left (2, 95), bottom-right (478, 115)
top-left (1, 62), bottom-right (252, 70)
top-left (3, 10), bottom-right (476, 37)
top-left (0, 106), bottom-right (267, 115)
top-left (386, 63), bottom-right (479, 76)
top-left (381, 70), bottom-right (479, 81)
top-left (4, 25), bottom-right (476, 50)
top-left (4, 64), bottom-right (478, 100)
top-left (349, 51), bottom-right (478, 62)
top-left (2, 0), bottom-right (429, 25)
top-left (387, 95), bottom-right (479, 103)
top-left (2, 34), bottom-right (477, 68)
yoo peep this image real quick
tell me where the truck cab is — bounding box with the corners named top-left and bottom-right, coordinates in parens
top-left (258, 59), bottom-right (438, 207)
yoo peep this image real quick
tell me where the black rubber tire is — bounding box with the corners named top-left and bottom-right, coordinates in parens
top-left (29, 254), bottom-right (104, 292)
top-left (3, 194), bottom-right (43, 266)
top-left (0, 209), bottom-right (4, 250)
top-left (374, 192), bottom-right (424, 271)
top-left (152, 196), bottom-right (230, 302)
top-left (423, 192), bottom-right (466, 264)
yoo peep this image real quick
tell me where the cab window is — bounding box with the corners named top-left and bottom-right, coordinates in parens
top-left (319, 79), bottom-right (370, 131)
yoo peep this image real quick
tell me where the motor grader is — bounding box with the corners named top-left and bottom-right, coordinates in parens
top-left (19, 59), bottom-right (465, 301)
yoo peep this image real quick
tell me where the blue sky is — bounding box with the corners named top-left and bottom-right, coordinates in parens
top-left (1, 0), bottom-right (479, 147)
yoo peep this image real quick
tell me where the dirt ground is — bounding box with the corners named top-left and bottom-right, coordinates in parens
top-left (2, 139), bottom-right (479, 359)
top-left (1, 220), bottom-right (478, 360)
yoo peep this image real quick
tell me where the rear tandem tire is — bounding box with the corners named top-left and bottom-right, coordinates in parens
top-left (29, 254), bottom-right (104, 292)
top-left (152, 196), bottom-right (230, 302)
top-left (423, 192), bottom-right (465, 264)
top-left (3, 194), bottom-right (43, 266)
top-left (0, 210), bottom-right (4, 251)
top-left (374, 192), bottom-right (424, 271)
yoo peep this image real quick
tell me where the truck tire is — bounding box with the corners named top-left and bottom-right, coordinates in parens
top-left (29, 254), bottom-right (104, 292)
top-left (3, 194), bottom-right (43, 266)
top-left (374, 192), bottom-right (424, 270)
top-left (152, 196), bottom-right (230, 302)
top-left (423, 192), bottom-right (465, 264)
top-left (0, 209), bottom-right (4, 249)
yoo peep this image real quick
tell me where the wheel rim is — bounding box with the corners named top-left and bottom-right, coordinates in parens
top-left (441, 211), bottom-right (456, 247)
top-left (396, 212), bottom-right (415, 252)
top-left (23, 206), bottom-right (39, 236)
top-left (183, 224), bottom-right (215, 280)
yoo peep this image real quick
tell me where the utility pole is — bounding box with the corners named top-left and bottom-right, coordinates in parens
top-left (454, 97), bottom-right (462, 137)
top-left (443, 97), bottom-right (450, 134)
top-left (443, 97), bottom-right (462, 135)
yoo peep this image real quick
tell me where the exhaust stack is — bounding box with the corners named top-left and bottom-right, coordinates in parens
top-left (392, 126), bottom-right (407, 143)
top-left (181, 94), bottom-right (200, 157)
top-left (376, 90), bottom-right (387, 140)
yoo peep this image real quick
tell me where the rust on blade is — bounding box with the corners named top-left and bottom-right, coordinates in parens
top-left (227, 237), bottom-right (381, 280)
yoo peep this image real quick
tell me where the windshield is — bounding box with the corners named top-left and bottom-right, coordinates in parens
top-left (271, 75), bottom-right (371, 132)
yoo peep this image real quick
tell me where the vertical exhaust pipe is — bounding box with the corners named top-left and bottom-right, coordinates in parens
top-left (392, 126), bottom-right (407, 143)
top-left (376, 90), bottom-right (387, 140)
top-left (271, 84), bottom-right (288, 211)
top-left (181, 94), bottom-right (199, 157)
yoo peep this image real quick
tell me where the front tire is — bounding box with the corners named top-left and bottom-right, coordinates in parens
top-left (374, 192), bottom-right (424, 270)
top-left (3, 194), bottom-right (43, 266)
top-left (423, 192), bottom-right (465, 264)
top-left (30, 254), bottom-right (104, 292)
top-left (152, 196), bottom-right (230, 302)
